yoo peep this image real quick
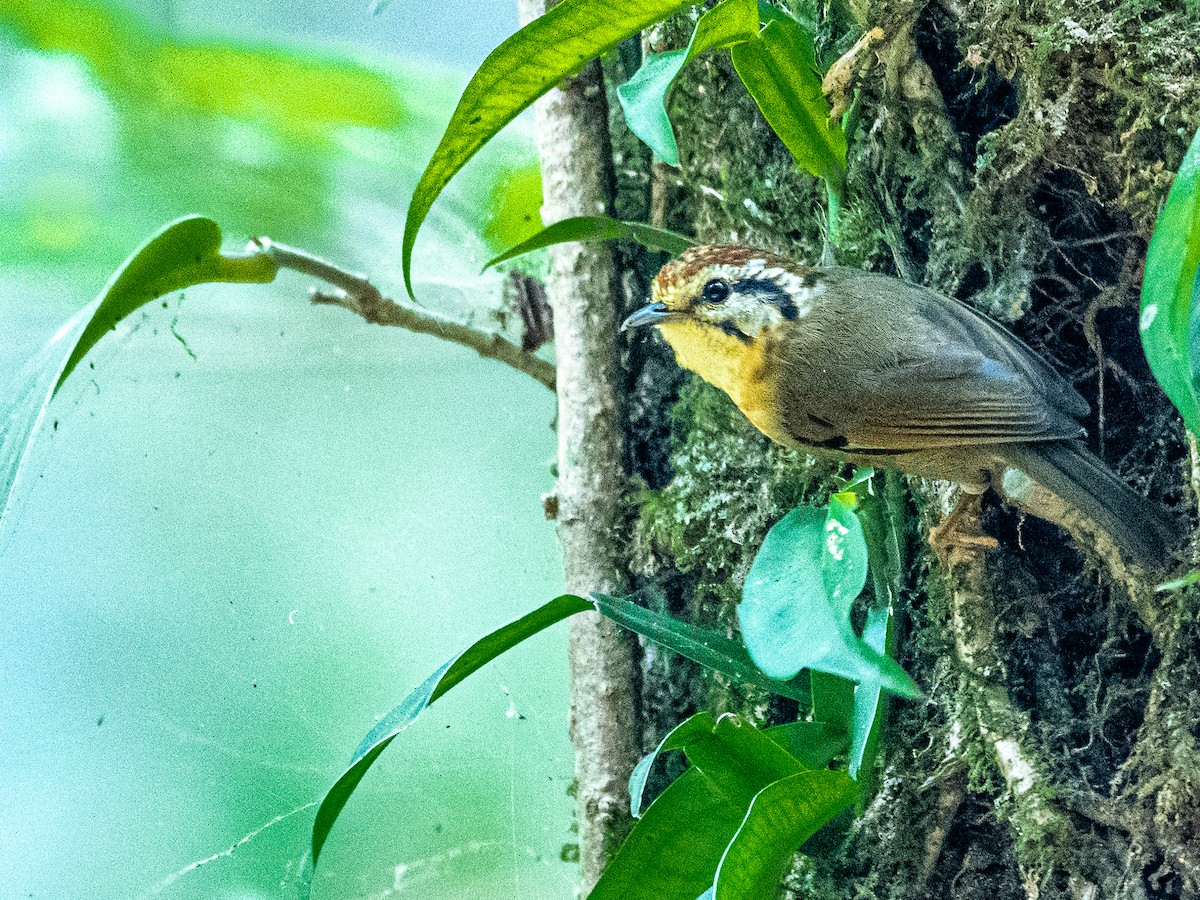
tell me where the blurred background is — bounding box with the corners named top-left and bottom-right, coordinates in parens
top-left (0, 1), bottom-right (576, 898)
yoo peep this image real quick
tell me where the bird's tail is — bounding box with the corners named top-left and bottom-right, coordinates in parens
top-left (1001, 440), bottom-right (1180, 572)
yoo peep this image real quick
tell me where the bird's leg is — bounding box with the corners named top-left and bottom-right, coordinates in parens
top-left (928, 490), bottom-right (999, 567)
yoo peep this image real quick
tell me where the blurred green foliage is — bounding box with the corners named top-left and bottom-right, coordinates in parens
top-left (0, 0), bottom-right (541, 287)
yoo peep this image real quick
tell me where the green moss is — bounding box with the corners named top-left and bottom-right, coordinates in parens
top-left (633, 377), bottom-right (842, 714)
top-left (630, 0), bottom-right (1199, 886)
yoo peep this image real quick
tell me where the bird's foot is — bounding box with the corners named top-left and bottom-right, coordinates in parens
top-left (928, 492), bottom-right (999, 568)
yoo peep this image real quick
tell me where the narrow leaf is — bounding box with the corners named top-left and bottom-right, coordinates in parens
top-left (1141, 123), bottom-right (1200, 434)
top-left (0, 217), bottom-right (276, 536)
top-left (310, 594), bottom-right (592, 865)
top-left (484, 215), bottom-right (694, 270)
top-left (1157, 569), bottom-right (1200, 593)
top-left (848, 605), bottom-right (890, 778)
top-left (630, 712), bottom-right (717, 818)
top-left (402, 0), bottom-right (692, 297)
top-left (738, 506), bottom-right (919, 698)
top-left (849, 473), bottom-right (912, 785)
top-left (594, 592), bottom-right (810, 701)
top-left (713, 770), bottom-right (857, 900)
top-left (730, 16), bottom-right (846, 187)
top-left (58, 216), bottom-right (278, 391)
top-left (617, 0), bottom-right (760, 164)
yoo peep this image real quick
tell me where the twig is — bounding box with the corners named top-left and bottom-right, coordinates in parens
top-left (249, 237), bottom-right (557, 392)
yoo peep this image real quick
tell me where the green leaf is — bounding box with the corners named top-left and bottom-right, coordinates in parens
top-left (594, 592), bottom-right (810, 702)
top-left (309, 594), bottom-right (592, 867)
top-left (0, 217), bottom-right (277, 535)
top-left (616, 0), bottom-right (760, 165)
top-left (766, 721), bottom-right (848, 770)
top-left (738, 505), bottom-right (919, 698)
top-left (630, 712), bottom-right (718, 818)
top-left (713, 770), bottom-right (857, 900)
top-left (57, 217), bottom-right (278, 391)
top-left (730, 16), bottom-right (846, 188)
top-left (484, 215), bottom-right (694, 270)
top-left (849, 472), bottom-right (912, 786)
top-left (810, 671), bottom-right (856, 728)
top-left (848, 604), bottom-right (890, 778)
top-left (684, 714), bottom-right (806, 808)
top-left (618, 50), bottom-right (690, 164)
top-left (824, 494), bottom-right (868, 616)
top-left (1141, 123), bottom-right (1200, 434)
top-left (1157, 569), bottom-right (1200, 593)
top-left (589, 767), bottom-right (746, 900)
top-left (597, 712), bottom-right (824, 900)
top-left (402, 0), bottom-right (692, 298)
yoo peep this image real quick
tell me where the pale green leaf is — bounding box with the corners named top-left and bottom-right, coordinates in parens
top-left (738, 505), bottom-right (918, 697)
top-left (618, 50), bottom-right (690, 164)
top-left (617, 0), bottom-right (760, 164)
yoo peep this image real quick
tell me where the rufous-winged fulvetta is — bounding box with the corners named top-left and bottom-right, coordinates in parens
top-left (622, 244), bottom-right (1179, 571)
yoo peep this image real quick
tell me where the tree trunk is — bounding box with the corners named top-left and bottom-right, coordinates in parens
top-left (516, 0), bottom-right (642, 892)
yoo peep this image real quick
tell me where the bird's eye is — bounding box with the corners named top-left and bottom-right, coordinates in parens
top-left (701, 279), bottom-right (730, 304)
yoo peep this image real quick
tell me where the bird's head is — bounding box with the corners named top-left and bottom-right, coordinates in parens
top-left (622, 244), bottom-right (825, 397)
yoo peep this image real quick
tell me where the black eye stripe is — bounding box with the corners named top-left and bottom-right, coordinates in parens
top-left (701, 279), bottom-right (730, 303)
top-left (732, 277), bottom-right (801, 320)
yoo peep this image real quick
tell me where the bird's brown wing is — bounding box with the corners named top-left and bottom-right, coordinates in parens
top-left (775, 270), bottom-right (1088, 452)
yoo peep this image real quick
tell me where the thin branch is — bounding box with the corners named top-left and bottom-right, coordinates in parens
top-left (249, 237), bottom-right (557, 392)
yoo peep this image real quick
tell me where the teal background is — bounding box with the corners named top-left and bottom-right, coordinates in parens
top-left (0, 2), bottom-right (573, 898)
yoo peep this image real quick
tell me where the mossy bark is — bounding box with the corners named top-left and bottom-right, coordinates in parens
top-left (608, 0), bottom-right (1200, 897)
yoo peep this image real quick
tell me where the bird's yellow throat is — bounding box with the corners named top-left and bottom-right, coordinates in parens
top-left (657, 318), bottom-right (788, 446)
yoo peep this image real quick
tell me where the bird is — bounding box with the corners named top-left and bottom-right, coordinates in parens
top-left (622, 243), bottom-right (1179, 571)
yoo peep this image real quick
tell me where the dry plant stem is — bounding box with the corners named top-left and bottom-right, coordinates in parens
top-left (919, 764), bottom-right (968, 885)
top-left (517, 0), bottom-right (641, 891)
top-left (995, 472), bottom-right (1164, 640)
top-left (249, 237), bottom-right (557, 392)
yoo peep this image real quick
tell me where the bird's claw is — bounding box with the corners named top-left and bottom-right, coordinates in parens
top-left (928, 493), bottom-right (999, 568)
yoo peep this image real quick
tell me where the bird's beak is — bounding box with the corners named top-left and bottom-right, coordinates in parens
top-left (621, 301), bottom-right (677, 331)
